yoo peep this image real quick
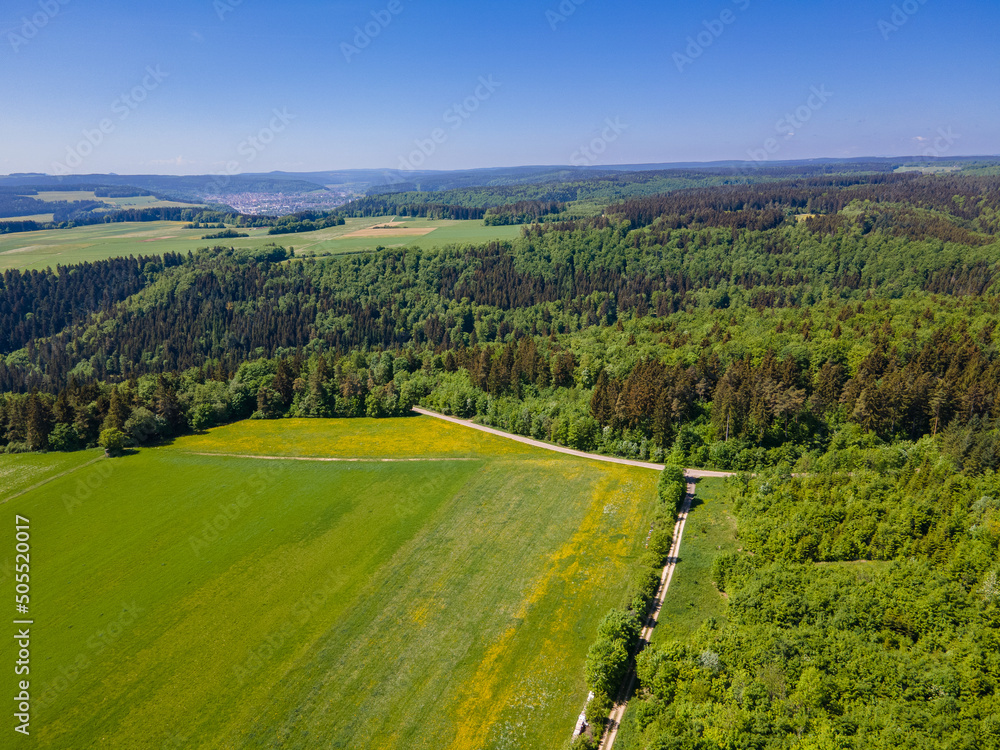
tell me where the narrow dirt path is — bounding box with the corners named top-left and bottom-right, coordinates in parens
top-left (599, 477), bottom-right (697, 749)
top-left (182, 451), bottom-right (478, 463)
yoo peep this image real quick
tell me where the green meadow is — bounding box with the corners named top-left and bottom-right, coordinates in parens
top-left (28, 191), bottom-right (196, 210)
top-left (0, 218), bottom-right (522, 271)
top-left (0, 449), bottom-right (104, 502)
top-left (651, 477), bottom-right (737, 644)
top-left (0, 417), bottom-right (659, 749)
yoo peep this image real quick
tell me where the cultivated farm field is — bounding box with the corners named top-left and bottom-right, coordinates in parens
top-left (0, 416), bottom-right (659, 749)
top-left (0, 217), bottom-right (522, 271)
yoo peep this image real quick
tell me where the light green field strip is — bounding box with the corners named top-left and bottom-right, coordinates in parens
top-left (0, 218), bottom-right (522, 271)
top-left (1, 418), bottom-right (659, 749)
top-left (650, 477), bottom-right (737, 644)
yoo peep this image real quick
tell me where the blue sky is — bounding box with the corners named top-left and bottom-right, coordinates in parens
top-left (2, 0), bottom-right (998, 175)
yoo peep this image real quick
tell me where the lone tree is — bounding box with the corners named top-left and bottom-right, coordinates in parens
top-left (99, 428), bottom-right (127, 457)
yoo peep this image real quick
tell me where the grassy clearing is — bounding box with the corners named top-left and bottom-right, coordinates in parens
top-left (0, 218), bottom-right (521, 271)
top-left (0, 213), bottom-right (54, 223)
top-left (294, 217), bottom-right (522, 257)
top-left (0, 449), bottom-right (104, 503)
top-left (29, 191), bottom-right (198, 210)
top-left (651, 477), bottom-right (736, 644)
top-left (1, 417), bottom-right (659, 748)
top-left (179, 416), bottom-right (539, 460)
top-left (31, 190), bottom-right (102, 202)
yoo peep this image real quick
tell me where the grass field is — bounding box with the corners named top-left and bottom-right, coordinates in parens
top-left (0, 417), bottom-right (659, 749)
top-left (651, 477), bottom-right (736, 644)
top-left (31, 191), bottom-right (105, 203)
top-left (0, 449), bottom-right (104, 502)
top-left (0, 217), bottom-right (521, 271)
top-left (0, 213), bottom-right (54, 223)
top-left (30, 191), bottom-right (199, 211)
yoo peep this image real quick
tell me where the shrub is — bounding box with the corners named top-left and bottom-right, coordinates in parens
top-left (711, 552), bottom-right (739, 593)
top-left (585, 691), bottom-right (613, 731)
top-left (585, 636), bottom-right (629, 698)
top-left (99, 428), bottom-right (126, 456)
top-left (571, 734), bottom-right (599, 750)
top-left (124, 407), bottom-right (164, 444)
top-left (636, 644), bottom-right (686, 702)
top-left (623, 564), bottom-right (661, 614)
top-left (597, 609), bottom-right (642, 651)
top-left (658, 465), bottom-right (687, 513)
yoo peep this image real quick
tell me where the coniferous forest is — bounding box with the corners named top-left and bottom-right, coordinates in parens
top-left (2, 169), bottom-right (1000, 748)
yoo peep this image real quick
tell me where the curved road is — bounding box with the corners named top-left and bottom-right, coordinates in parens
top-left (412, 407), bottom-right (732, 477)
top-left (411, 407), bottom-right (734, 749)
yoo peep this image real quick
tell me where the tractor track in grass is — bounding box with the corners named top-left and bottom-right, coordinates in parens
top-left (0, 455), bottom-right (107, 505)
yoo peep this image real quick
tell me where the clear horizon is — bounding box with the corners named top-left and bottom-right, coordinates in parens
top-left (6, 153), bottom-right (1000, 180)
top-left (3, 0), bottom-right (998, 176)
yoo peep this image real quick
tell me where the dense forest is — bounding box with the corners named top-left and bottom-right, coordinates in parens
top-left (612, 460), bottom-right (1000, 750)
top-left (340, 197), bottom-right (568, 223)
top-left (2, 172), bottom-right (1000, 467)
top-left (2, 168), bottom-right (1000, 747)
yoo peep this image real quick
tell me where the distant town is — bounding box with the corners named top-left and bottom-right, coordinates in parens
top-left (205, 189), bottom-right (352, 215)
